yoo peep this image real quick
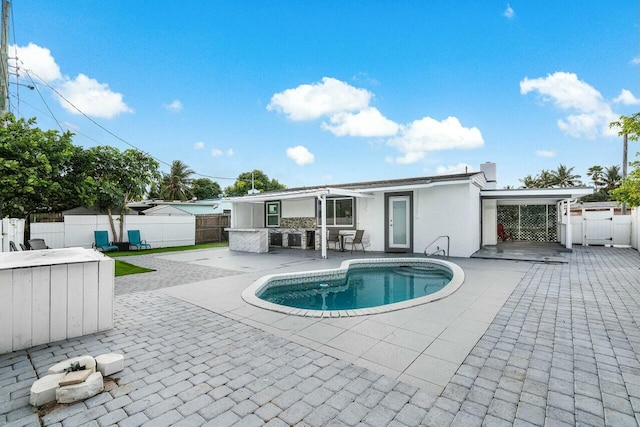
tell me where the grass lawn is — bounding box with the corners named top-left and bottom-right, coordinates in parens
top-left (115, 260), bottom-right (155, 277)
top-left (107, 242), bottom-right (228, 258)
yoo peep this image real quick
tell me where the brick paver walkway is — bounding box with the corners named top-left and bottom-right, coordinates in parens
top-left (1, 246), bottom-right (639, 426)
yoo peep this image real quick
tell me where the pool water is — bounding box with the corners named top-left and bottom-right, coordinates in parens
top-left (257, 264), bottom-right (453, 311)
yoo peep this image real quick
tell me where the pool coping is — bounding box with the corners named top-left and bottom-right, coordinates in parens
top-left (241, 257), bottom-right (465, 317)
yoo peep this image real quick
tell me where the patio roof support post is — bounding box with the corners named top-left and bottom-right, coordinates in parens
top-left (565, 198), bottom-right (572, 249)
top-left (319, 194), bottom-right (327, 259)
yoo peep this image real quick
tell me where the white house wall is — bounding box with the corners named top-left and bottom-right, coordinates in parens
top-left (482, 199), bottom-right (498, 246)
top-left (414, 184), bottom-right (480, 257)
top-left (355, 194), bottom-right (386, 253)
top-left (355, 183), bottom-right (481, 257)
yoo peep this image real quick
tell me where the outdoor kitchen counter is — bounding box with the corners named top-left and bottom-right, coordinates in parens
top-left (226, 228), bottom-right (269, 253)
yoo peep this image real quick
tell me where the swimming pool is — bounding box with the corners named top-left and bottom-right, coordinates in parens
top-left (242, 258), bottom-right (465, 317)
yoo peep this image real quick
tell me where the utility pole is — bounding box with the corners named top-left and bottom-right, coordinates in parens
top-left (0, 0), bottom-right (9, 115)
top-left (622, 132), bottom-right (628, 214)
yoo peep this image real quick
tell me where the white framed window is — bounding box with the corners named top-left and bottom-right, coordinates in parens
top-left (266, 201), bottom-right (280, 227)
top-left (318, 197), bottom-right (354, 227)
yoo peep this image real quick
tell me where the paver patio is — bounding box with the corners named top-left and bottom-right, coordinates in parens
top-left (1, 245), bottom-right (639, 426)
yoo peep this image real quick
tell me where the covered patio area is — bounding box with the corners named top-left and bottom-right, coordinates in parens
top-left (481, 187), bottom-right (594, 250)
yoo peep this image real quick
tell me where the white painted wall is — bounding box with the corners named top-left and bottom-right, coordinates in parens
top-left (482, 199), bottom-right (498, 246)
top-left (355, 183), bottom-right (481, 257)
top-left (413, 184), bottom-right (480, 257)
top-left (31, 215), bottom-right (195, 249)
top-left (282, 199), bottom-right (315, 217)
top-left (355, 194), bottom-right (385, 252)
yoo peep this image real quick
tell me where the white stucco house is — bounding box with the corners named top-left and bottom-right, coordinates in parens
top-left (224, 162), bottom-right (593, 258)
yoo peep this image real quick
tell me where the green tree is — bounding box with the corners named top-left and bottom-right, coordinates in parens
top-left (88, 146), bottom-right (159, 241)
top-left (586, 165), bottom-right (604, 191)
top-left (551, 164), bottom-right (582, 187)
top-left (610, 112), bottom-right (640, 177)
top-left (160, 160), bottom-right (194, 201)
top-left (224, 170), bottom-right (286, 196)
top-left (611, 155), bottom-right (640, 206)
top-left (191, 178), bottom-right (222, 200)
top-left (0, 114), bottom-right (94, 218)
top-left (603, 165), bottom-right (622, 192)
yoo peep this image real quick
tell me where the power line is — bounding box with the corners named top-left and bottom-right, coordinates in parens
top-left (20, 67), bottom-right (249, 183)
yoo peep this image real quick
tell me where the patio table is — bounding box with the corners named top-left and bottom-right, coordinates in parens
top-left (338, 231), bottom-right (355, 252)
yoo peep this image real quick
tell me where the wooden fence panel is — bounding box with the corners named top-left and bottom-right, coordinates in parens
top-left (195, 215), bottom-right (230, 244)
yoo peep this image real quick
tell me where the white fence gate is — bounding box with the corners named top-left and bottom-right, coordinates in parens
top-left (571, 208), bottom-right (633, 247)
top-left (0, 218), bottom-right (25, 252)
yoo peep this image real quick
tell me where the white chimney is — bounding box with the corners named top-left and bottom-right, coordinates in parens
top-left (480, 162), bottom-right (497, 189)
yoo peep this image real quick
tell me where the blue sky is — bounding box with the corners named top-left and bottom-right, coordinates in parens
top-left (10, 1), bottom-right (639, 189)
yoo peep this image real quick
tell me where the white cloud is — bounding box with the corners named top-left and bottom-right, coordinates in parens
top-left (613, 89), bottom-right (640, 106)
top-left (387, 116), bottom-right (484, 164)
top-left (503, 4), bottom-right (515, 19)
top-left (12, 42), bottom-right (132, 119)
top-left (58, 74), bottom-right (132, 119)
top-left (321, 107), bottom-right (400, 137)
top-left (286, 145), bottom-right (315, 166)
top-left (267, 77), bottom-right (372, 121)
top-left (436, 163), bottom-right (474, 175)
top-left (11, 43), bottom-right (61, 83)
top-left (211, 148), bottom-right (233, 157)
top-left (535, 149), bottom-right (556, 158)
top-left (520, 71), bottom-right (618, 138)
top-left (164, 100), bottom-right (183, 112)
top-left (632, 56), bottom-right (640, 65)
top-left (194, 141), bottom-right (205, 150)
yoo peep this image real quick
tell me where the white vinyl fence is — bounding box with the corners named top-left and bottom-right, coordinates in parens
top-left (0, 218), bottom-right (25, 252)
top-left (31, 215), bottom-right (195, 249)
top-left (564, 208), bottom-right (634, 247)
top-left (632, 208), bottom-right (639, 250)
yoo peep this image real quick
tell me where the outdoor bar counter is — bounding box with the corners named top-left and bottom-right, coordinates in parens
top-left (0, 247), bottom-right (114, 353)
top-left (226, 228), bottom-right (269, 253)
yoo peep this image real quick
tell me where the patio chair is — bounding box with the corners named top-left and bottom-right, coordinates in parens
top-left (326, 229), bottom-right (340, 250)
top-left (20, 243), bottom-right (29, 251)
top-left (9, 241), bottom-right (18, 251)
top-left (27, 238), bottom-right (50, 250)
top-left (497, 224), bottom-right (514, 241)
top-left (128, 230), bottom-right (151, 250)
top-left (344, 229), bottom-right (366, 253)
top-left (93, 230), bottom-right (118, 252)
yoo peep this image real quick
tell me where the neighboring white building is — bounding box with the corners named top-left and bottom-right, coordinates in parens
top-left (224, 163), bottom-right (594, 258)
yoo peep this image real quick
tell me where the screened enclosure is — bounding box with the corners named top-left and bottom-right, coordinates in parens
top-left (497, 204), bottom-right (558, 242)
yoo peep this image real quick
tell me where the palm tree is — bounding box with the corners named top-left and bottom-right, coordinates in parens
top-left (538, 170), bottom-right (556, 187)
top-left (586, 165), bottom-right (604, 191)
top-left (602, 165), bottom-right (622, 193)
top-left (160, 160), bottom-right (194, 201)
top-left (552, 164), bottom-right (581, 188)
top-left (520, 174), bottom-right (540, 188)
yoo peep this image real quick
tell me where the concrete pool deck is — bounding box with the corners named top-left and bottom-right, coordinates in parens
top-left (158, 250), bottom-right (528, 396)
top-left (2, 245), bottom-right (640, 426)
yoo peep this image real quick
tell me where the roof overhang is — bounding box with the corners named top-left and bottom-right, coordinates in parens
top-left (481, 187), bottom-right (594, 205)
top-left (223, 187), bottom-right (375, 204)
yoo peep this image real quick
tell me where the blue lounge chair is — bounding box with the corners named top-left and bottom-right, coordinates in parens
top-left (128, 230), bottom-right (151, 250)
top-left (93, 230), bottom-right (118, 252)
